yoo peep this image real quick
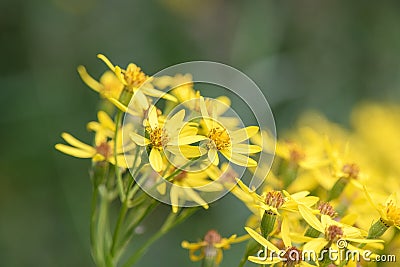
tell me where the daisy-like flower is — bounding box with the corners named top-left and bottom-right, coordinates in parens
top-left (364, 187), bottom-right (400, 231)
top-left (97, 54), bottom-right (177, 103)
top-left (86, 111), bottom-right (116, 144)
top-left (160, 166), bottom-right (224, 213)
top-left (55, 132), bottom-right (135, 169)
top-left (298, 205), bottom-right (383, 257)
top-left (236, 180), bottom-right (319, 217)
top-left (129, 106), bottom-right (206, 172)
top-left (55, 111), bottom-right (136, 168)
top-left (199, 97), bottom-right (261, 167)
top-left (245, 219), bottom-right (315, 266)
top-left (182, 229), bottom-right (248, 265)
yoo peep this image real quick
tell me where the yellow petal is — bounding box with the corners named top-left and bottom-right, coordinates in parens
top-left (244, 227), bottom-right (280, 253)
top-left (107, 97), bottom-right (128, 113)
top-left (183, 186), bottom-right (209, 209)
top-left (130, 132), bottom-right (150, 146)
top-left (61, 132), bottom-right (94, 152)
top-left (298, 205), bottom-right (324, 233)
top-left (147, 106), bottom-right (159, 130)
top-left (208, 149), bottom-right (219, 165)
top-left (77, 66), bottom-right (103, 93)
top-left (303, 238), bottom-right (328, 254)
top-left (281, 217), bottom-right (292, 248)
top-left (97, 111), bottom-right (115, 129)
top-left (157, 182), bottom-right (166, 195)
top-left (230, 126), bottom-right (259, 143)
top-left (247, 256), bottom-right (281, 265)
top-left (220, 149), bottom-right (257, 167)
top-left (132, 90), bottom-right (150, 110)
top-left (232, 144), bottom-right (262, 154)
top-left (142, 87), bottom-right (177, 102)
top-left (169, 135), bottom-right (207, 146)
top-left (55, 144), bottom-right (95, 158)
top-left (170, 185), bottom-right (180, 213)
top-left (97, 54), bottom-right (116, 71)
top-left (149, 149), bottom-right (163, 172)
top-left (164, 109), bottom-right (185, 135)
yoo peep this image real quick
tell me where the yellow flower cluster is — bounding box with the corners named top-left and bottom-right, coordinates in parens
top-left (228, 107), bottom-right (400, 267)
top-left (55, 54), bottom-right (400, 267)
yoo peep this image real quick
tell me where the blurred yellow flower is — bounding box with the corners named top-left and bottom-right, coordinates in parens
top-left (182, 229), bottom-right (248, 264)
top-left (97, 54), bottom-right (177, 102)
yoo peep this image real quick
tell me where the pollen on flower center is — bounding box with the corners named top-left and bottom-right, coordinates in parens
top-left (318, 202), bottom-right (338, 218)
top-left (96, 142), bottom-right (112, 159)
top-left (282, 246), bottom-right (302, 267)
top-left (265, 191), bottom-right (285, 208)
top-left (147, 127), bottom-right (169, 150)
top-left (207, 127), bottom-right (231, 150)
top-left (342, 163), bottom-right (360, 179)
top-left (325, 225), bottom-right (343, 242)
top-left (124, 63), bottom-right (148, 87)
top-left (384, 201), bottom-right (400, 226)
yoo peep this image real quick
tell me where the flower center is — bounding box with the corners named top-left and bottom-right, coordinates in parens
top-left (124, 64), bottom-right (148, 88)
top-left (325, 225), bottom-right (343, 242)
top-left (204, 229), bottom-right (222, 245)
top-left (342, 163), bottom-right (360, 179)
top-left (265, 191), bottom-right (285, 208)
top-left (147, 127), bottom-right (168, 150)
top-left (207, 127), bottom-right (231, 151)
top-left (384, 201), bottom-right (400, 226)
top-left (173, 170), bottom-right (187, 182)
top-left (282, 246), bottom-right (302, 267)
top-left (318, 202), bottom-right (338, 218)
top-left (96, 142), bottom-right (112, 159)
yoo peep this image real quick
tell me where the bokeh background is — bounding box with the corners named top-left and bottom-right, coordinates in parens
top-left (1, 0), bottom-right (400, 266)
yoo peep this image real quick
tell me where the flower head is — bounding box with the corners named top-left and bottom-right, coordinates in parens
top-left (130, 106), bottom-right (205, 172)
top-left (199, 97), bottom-right (261, 167)
top-left (182, 229), bottom-right (248, 264)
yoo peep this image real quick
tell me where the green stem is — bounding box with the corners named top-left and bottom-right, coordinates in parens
top-left (110, 202), bottom-right (128, 257)
top-left (121, 208), bottom-right (198, 267)
top-left (113, 111), bottom-right (125, 201)
top-left (96, 185), bottom-right (109, 267)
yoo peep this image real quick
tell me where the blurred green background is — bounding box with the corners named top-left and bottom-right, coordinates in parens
top-left (1, 0), bottom-right (400, 266)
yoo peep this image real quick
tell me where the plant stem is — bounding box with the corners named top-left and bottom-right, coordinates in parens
top-left (113, 111), bottom-right (125, 201)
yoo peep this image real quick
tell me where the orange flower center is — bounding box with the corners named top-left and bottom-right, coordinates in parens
top-left (124, 63), bottom-right (148, 88)
top-left (147, 127), bottom-right (168, 150)
top-left (325, 225), bottom-right (343, 242)
top-left (265, 191), bottom-right (285, 208)
top-left (96, 142), bottom-right (112, 159)
top-left (207, 127), bottom-right (230, 151)
top-left (342, 163), bottom-right (360, 179)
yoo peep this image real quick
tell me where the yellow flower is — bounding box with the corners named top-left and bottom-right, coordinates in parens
top-left (298, 205), bottom-right (383, 255)
top-left (236, 180), bottom-right (319, 217)
top-left (364, 187), bottom-right (400, 229)
top-left (77, 67), bottom-right (123, 99)
top-left (97, 54), bottom-right (177, 102)
top-left (86, 111), bottom-right (116, 144)
top-left (245, 219), bottom-right (315, 266)
top-left (129, 106), bottom-right (205, 172)
top-left (55, 132), bottom-right (134, 168)
top-left (182, 229), bottom-right (248, 264)
top-left (199, 97), bottom-right (261, 167)
top-left (162, 166), bottom-right (224, 213)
